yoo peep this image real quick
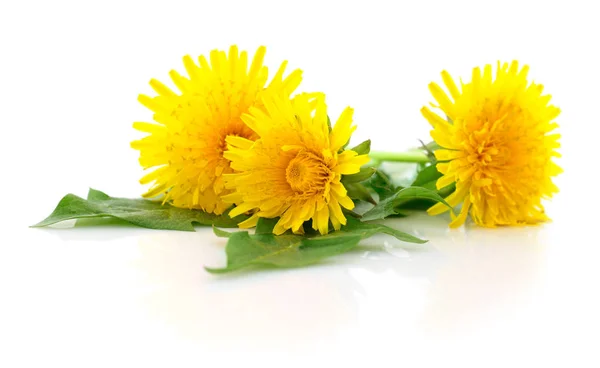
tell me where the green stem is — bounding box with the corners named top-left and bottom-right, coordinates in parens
top-left (369, 150), bottom-right (430, 163)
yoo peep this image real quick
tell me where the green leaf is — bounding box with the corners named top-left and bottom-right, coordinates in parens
top-left (206, 232), bottom-right (318, 273)
top-left (349, 139), bottom-right (371, 155)
top-left (390, 163), bottom-right (456, 211)
top-left (344, 182), bottom-right (377, 205)
top-left (411, 164), bottom-right (442, 187)
top-left (255, 217), bottom-right (278, 234)
top-left (364, 169), bottom-right (398, 200)
top-left (361, 186), bottom-right (453, 222)
top-left (213, 227), bottom-right (232, 238)
top-left (32, 188), bottom-right (246, 231)
top-left (341, 167), bottom-right (376, 184)
top-left (394, 183), bottom-right (455, 211)
top-left (87, 188), bottom-right (110, 200)
top-left (205, 217), bottom-right (425, 273)
top-left (340, 217), bottom-right (426, 244)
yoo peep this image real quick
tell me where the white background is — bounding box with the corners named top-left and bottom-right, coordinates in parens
top-left (1, 0), bottom-right (599, 367)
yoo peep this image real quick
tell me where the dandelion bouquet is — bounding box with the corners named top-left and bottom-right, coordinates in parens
top-left (33, 46), bottom-right (561, 273)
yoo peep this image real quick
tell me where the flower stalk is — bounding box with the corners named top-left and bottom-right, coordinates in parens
top-left (369, 150), bottom-right (431, 164)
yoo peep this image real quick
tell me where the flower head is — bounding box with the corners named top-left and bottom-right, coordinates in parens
top-left (422, 61), bottom-right (562, 227)
top-left (223, 93), bottom-right (369, 235)
top-left (131, 46), bottom-right (302, 214)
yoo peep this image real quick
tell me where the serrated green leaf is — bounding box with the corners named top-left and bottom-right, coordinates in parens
top-left (349, 139), bottom-right (371, 155)
top-left (341, 208), bottom-right (364, 219)
top-left (344, 182), bottom-right (377, 205)
top-left (205, 217), bottom-right (425, 273)
top-left (361, 186), bottom-right (453, 222)
top-left (32, 188), bottom-right (246, 231)
top-left (341, 167), bottom-right (376, 184)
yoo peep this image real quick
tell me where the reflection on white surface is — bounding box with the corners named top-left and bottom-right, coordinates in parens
top-left (2, 212), bottom-right (599, 366)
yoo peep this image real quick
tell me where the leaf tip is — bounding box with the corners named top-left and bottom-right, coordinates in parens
top-left (212, 226), bottom-right (232, 238)
top-left (29, 218), bottom-right (55, 228)
top-left (203, 266), bottom-right (230, 274)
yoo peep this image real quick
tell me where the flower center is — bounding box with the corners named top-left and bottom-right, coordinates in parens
top-left (467, 142), bottom-right (503, 166)
top-left (286, 151), bottom-right (333, 194)
top-left (465, 119), bottom-right (512, 169)
top-left (217, 122), bottom-right (256, 155)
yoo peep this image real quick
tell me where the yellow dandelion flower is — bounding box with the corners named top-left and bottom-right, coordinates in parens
top-left (223, 93), bottom-right (370, 235)
top-left (422, 61), bottom-right (562, 228)
top-left (131, 46), bottom-right (302, 214)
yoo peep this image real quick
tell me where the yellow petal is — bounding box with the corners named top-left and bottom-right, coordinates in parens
top-left (238, 214), bottom-right (260, 229)
top-left (441, 70), bottom-right (460, 100)
top-left (317, 206), bottom-right (330, 235)
top-left (428, 82), bottom-right (454, 119)
top-left (436, 173), bottom-right (456, 190)
top-left (226, 135), bottom-right (254, 150)
top-left (149, 78), bottom-right (176, 97)
top-left (330, 107), bottom-right (355, 151)
top-left (449, 196), bottom-right (471, 228)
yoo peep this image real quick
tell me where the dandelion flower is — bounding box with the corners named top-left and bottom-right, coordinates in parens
top-left (131, 46), bottom-right (302, 214)
top-left (223, 93), bottom-right (369, 235)
top-left (422, 61), bottom-right (562, 227)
